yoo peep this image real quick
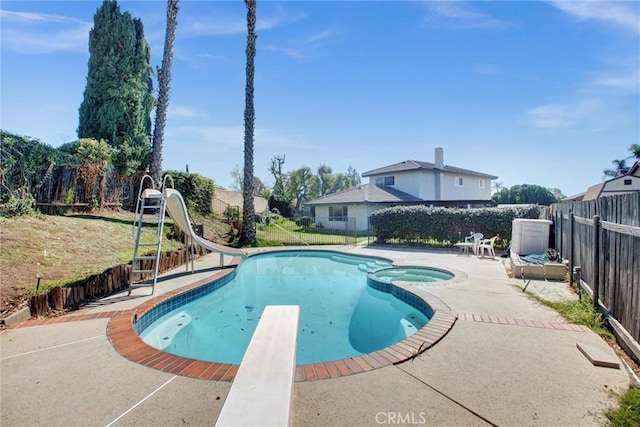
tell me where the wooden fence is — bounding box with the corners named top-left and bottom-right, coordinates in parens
top-left (552, 193), bottom-right (639, 363)
top-left (36, 166), bottom-right (144, 211)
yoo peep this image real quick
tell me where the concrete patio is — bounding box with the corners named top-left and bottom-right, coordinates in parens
top-left (1, 246), bottom-right (633, 426)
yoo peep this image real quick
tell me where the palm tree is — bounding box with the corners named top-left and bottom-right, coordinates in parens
top-left (149, 0), bottom-right (180, 186)
top-left (239, 0), bottom-right (257, 246)
top-left (629, 144), bottom-right (640, 159)
top-left (603, 159), bottom-right (630, 179)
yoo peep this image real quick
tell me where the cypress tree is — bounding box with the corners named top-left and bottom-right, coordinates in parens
top-left (78, 0), bottom-right (154, 176)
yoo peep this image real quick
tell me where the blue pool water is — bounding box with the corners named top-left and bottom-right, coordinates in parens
top-left (372, 266), bottom-right (454, 283)
top-left (139, 251), bottom-right (431, 365)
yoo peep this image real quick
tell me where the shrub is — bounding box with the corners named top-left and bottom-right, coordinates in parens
top-left (295, 216), bottom-right (314, 227)
top-left (0, 192), bottom-right (36, 217)
top-left (164, 170), bottom-right (214, 216)
top-left (369, 205), bottom-right (543, 245)
top-left (268, 194), bottom-right (294, 218)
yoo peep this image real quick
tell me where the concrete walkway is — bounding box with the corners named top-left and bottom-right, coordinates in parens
top-left (1, 246), bottom-right (632, 426)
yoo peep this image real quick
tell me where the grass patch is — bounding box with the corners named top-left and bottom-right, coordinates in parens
top-left (256, 218), bottom-right (358, 245)
top-left (527, 292), bottom-right (612, 338)
top-left (605, 387), bottom-right (640, 427)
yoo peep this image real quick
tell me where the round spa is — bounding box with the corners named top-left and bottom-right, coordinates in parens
top-left (135, 250), bottom-right (437, 365)
top-left (370, 266), bottom-right (454, 284)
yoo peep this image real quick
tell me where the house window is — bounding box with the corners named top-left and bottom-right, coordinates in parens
top-left (375, 176), bottom-right (395, 186)
top-left (479, 180), bottom-right (485, 189)
top-left (455, 177), bottom-right (464, 187)
top-left (329, 206), bottom-right (348, 221)
top-left (624, 179), bottom-right (632, 185)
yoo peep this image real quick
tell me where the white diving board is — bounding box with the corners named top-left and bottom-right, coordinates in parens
top-left (216, 305), bottom-right (300, 427)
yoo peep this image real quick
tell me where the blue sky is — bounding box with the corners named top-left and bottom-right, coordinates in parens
top-left (1, 1), bottom-right (638, 197)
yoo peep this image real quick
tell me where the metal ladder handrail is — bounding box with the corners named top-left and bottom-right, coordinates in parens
top-left (129, 174), bottom-right (167, 295)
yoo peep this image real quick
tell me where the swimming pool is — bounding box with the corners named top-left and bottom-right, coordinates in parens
top-left (136, 250), bottom-right (433, 365)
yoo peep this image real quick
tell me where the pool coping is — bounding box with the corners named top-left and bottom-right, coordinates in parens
top-left (106, 254), bottom-right (458, 383)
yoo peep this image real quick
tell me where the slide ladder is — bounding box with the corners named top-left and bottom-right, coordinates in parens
top-left (129, 175), bottom-right (171, 295)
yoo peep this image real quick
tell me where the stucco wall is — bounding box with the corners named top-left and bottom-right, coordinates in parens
top-left (602, 176), bottom-right (640, 194)
top-left (368, 170), bottom-right (491, 201)
top-left (213, 189), bottom-right (268, 215)
top-left (441, 173), bottom-right (492, 200)
top-left (313, 204), bottom-right (369, 232)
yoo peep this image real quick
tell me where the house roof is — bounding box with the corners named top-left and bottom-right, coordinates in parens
top-left (582, 182), bottom-right (606, 201)
top-left (304, 184), bottom-right (422, 206)
top-left (562, 192), bottom-right (586, 202)
top-left (362, 160), bottom-right (498, 179)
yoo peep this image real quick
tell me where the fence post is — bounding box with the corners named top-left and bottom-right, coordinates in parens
top-left (569, 211), bottom-right (575, 287)
top-left (573, 266), bottom-right (582, 300)
top-left (558, 210), bottom-right (563, 257)
top-left (592, 215), bottom-right (600, 311)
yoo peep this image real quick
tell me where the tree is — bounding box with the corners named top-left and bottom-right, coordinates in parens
top-left (317, 164), bottom-right (355, 195)
top-left (331, 173), bottom-right (352, 193)
top-left (317, 164), bottom-right (335, 196)
top-left (347, 166), bottom-right (361, 187)
top-left (547, 187), bottom-right (566, 201)
top-left (239, 0), bottom-right (257, 247)
top-left (76, 138), bottom-right (113, 208)
top-left (269, 154), bottom-right (287, 197)
top-left (78, 0), bottom-right (154, 176)
top-left (267, 154), bottom-right (293, 215)
top-left (492, 181), bottom-right (504, 194)
top-left (230, 164), bottom-right (266, 195)
top-left (286, 166), bottom-right (320, 212)
top-left (603, 145), bottom-right (639, 179)
top-left (603, 159), bottom-right (630, 179)
top-left (149, 0), bottom-right (179, 186)
top-left (492, 184), bottom-right (558, 205)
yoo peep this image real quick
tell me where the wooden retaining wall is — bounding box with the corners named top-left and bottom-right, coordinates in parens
top-left (29, 246), bottom-right (206, 317)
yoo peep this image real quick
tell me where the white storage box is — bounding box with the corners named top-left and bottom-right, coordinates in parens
top-left (511, 219), bottom-right (552, 255)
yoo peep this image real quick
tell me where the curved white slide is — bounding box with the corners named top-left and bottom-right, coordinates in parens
top-left (164, 188), bottom-right (247, 263)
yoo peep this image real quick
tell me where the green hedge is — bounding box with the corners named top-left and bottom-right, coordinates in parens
top-left (164, 170), bottom-right (214, 216)
top-left (369, 205), bottom-right (543, 246)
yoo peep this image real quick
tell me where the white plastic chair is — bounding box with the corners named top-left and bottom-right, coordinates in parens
top-left (455, 233), bottom-right (483, 255)
top-left (478, 236), bottom-right (498, 258)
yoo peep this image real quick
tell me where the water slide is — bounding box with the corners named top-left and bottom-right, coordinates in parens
top-left (164, 188), bottom-right (247, 263)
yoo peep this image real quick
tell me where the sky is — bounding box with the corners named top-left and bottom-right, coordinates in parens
top-left (1, 1), bottom-right (639, 198)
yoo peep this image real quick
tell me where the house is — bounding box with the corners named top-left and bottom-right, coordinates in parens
top-left (305, 147), bottom-right (498, 231)
top-left (564, 160), bottom-right (640, 202)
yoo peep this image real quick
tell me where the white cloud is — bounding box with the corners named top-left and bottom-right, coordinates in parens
top-left (180, 6), bottom-right (306, 38)
top-left (263, 44), bottom-right (304, 60)
top-left (523, 99), bottom-right (630, 130)
top-left (174, 125), bottom-right (244, 147)
top-left (421, 1), bottom-right (513, 30)
top-left (169, 105), bottom-right (206, 119)
top-left (590, 69), bottom-right (640, 94)
top-left (548, 1), bottom-right (640, 34)
top-left (525, 104), bottom-right (579, 129)
top-left (306, 28), bottom-right (338, 44)
top-left (0, 10), bottom-right (84, 25)
top-left (171, 125), bottom-right (295, 148)
top-left (0, 9), bottom-right (90, 54)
